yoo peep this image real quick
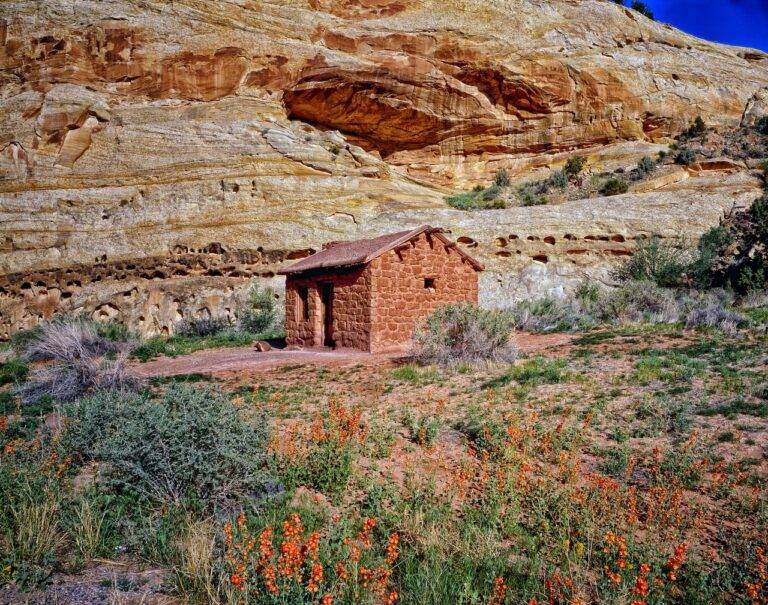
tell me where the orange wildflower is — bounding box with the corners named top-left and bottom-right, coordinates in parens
top-left (488, 576), bottom-right (506, 605)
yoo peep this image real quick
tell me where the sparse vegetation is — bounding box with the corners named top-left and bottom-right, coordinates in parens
top-left (413, 303), bottom-right (517, 366)
top-left (613, 236), bottom-right (693, 287)
top-left (675, 147), bottom-right (696, 165)
top-left (600, 177), bottom-right (629, 196)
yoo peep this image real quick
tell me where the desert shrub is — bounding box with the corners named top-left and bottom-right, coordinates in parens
top-left (600, 177), bottom-right (629, 196)
top-left (636, 156), bottom-right (656, 176)
top-left (15, 318), bottom-right (142, 406)
top-left (630, 0), bottom-right (654, 18)
top-left (596, 280), bottom-right (680, 324)
top-left (511, 296), bottom-right (596, 333)
top-left (18, 352), bottom-right (143, 407)
top-left (403, 412), bottom-right (444, 447)
top-left (238, 283), bottom-right (278, 335)
top-left (685, 302), bottom-right (745, 335)
top-left (755, 116), bottom-right (768, 135)
top-left (517, 184), bottom-right (548, 206)
top-left (175, 316), bottom-right (231, 338)
top-left (675, 148), bottom-right (696, 165)
top-left (18, 319), bottom-right (118, 362)
top-left (684, 116), bottom-right (707, 138)
top-left (63, 385), bottom-right (275, 508)
top-left (690, 225), bottom-right (734, 287)
top-left (695, 194), bottom-right (768, 293)
top-left (481, 184), bottom-right (501, 201)
top-left (93, 320), bottom-right (134, 342)
top-left (494, 169), bottom-right (510, 187)
top-left (614, 236), bottom-right (692, 287)
top-left (413, 303), bottom-right (517, 366)
top-left (564, 156), bottom-right (587, 177)
top-left (0, 358), bottom-right (28, 386)
top-left (548, 169), bottom-right (569, 189)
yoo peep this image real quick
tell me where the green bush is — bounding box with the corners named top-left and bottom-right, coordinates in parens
top-left (690, 226), bottom-right (734, 287)
top-left (0, 358), bottom-right (28, 386)
top-left (685, 116), bottom-right (707, 137)
top-left (630, 0), bottom-right (654, 19)
top-left (600, 177), bottom-right (629, 196)
top-left (494, 169), bottom-right (510, 187)
top-left (175, 316), bottom-right (231, 338)
top-left (413, 303), bottom-right (517, 366)
top-left (238, 284), bottom-right (278, 335)
top-left (596, 280), bottom-right (678, 323)
top-left (637, 156), bottom-right (656, 175)
top-left (446, 186), bottom-right (507, 210)
top-left (694, 194), bottom-right (768, 293)
top-left (614, 236), bottom-right (692, 287)
top-left (564, 156), bottom-right (587, 177)
top-left (756, 116), bottom-right (768, 135)
top-left (548, 169), bottom-right (569, 189)
top-left (63, 385), bottom-right (275, 508)
top-left (675, 148), bottom-right (696, 165)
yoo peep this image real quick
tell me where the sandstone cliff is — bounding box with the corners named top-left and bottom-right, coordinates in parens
top-left (1, 0), bottom-right (767, 336)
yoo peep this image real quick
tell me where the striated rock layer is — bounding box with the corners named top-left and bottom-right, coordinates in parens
top-left (1, 0), bottom-right (768, 336)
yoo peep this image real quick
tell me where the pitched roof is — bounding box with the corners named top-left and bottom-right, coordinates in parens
top-left (278, 225), bottom-right (484, 275)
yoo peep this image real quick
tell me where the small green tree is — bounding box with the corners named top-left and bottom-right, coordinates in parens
top-left (630, 0), bottom-right (654, 19)
top-left (564, 156), bottom-right (587, 177)
top-left (614, 236), bottom-right (692, 287)
top-left (494, 169), bottom-right (510, 187)
top-left (600, 178), bottom-right (629, 196)
top-left (674, 148), bottom-right (696, 165)
top-left (238, 283), bottom-right (278, 335)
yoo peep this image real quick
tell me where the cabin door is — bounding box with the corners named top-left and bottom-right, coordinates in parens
top-left (320, 283), bottom-right (335, 348)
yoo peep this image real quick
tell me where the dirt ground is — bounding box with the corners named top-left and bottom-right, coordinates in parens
top-left (134, 333), bottom-right (573, 378)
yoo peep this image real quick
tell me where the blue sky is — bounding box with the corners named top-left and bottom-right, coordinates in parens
top-left (641, 0), bottom-right (768, 51)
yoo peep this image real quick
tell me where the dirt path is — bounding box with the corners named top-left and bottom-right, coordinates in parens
top-left (134, 332), bottom-right (574, 378)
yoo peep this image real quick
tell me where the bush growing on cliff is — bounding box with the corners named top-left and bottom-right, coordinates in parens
top-left (614, 236), bottom-right (693, 287)
top-left (692, 194), bottom-right (768, 293)
top-left (630, 0), bottom-right (654, 19)
top-left (600, 177), bottom-right (629, 196)
top-left (413, 303), bottom-right (517, 366)
top-left (564, 156), bottom-right (587, 177)
top-left (675, 148), bottom-right (696, 165)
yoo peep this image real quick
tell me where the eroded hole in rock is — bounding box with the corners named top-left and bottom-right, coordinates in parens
top-left (494, 237), bottom-right (508, 248)
top-left (532, 254), bottom-right (549, 263)
top-left (567, 249), bottom-right (590, 255)
top-left (495, 250), bottom-right (512, 257)
top-left (457, 236), bottom-right (477, 247)
top-left (610, 234), bottom-right (626, 242)
top-left (286, 248), bottom-right (315, 260)
top-left (564, 233), bottom-right (577, 240)
top-left (543, 236), bottom-right (556, 245)
top-left (509, 234), bottom-right (519, 240)
top-left (527, 236), bottom-right (540, 241)
top-left (607, 249), bottom-right (632, 256)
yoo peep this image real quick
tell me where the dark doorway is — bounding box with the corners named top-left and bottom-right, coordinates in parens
top-left (320, 283), bottom-right (335, 347)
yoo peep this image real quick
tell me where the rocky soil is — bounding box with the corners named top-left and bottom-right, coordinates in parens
top-left (1, 0), bottom-right (768, 337)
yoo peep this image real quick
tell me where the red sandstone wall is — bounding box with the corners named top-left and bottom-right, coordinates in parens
top-left (284, 266), bottom-right (372, 350)
top-left (369, 233), bottom-right (478, 353)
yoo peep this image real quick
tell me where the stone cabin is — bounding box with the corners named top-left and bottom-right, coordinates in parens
top-left (278, 225), bottom-right (484, 353)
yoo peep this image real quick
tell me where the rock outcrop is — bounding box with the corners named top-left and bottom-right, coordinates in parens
top-left (1, 0), bottom-right (768, 336)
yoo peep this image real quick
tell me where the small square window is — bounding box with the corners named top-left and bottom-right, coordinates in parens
top-left (424, 277), bottom-right (436, 290)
